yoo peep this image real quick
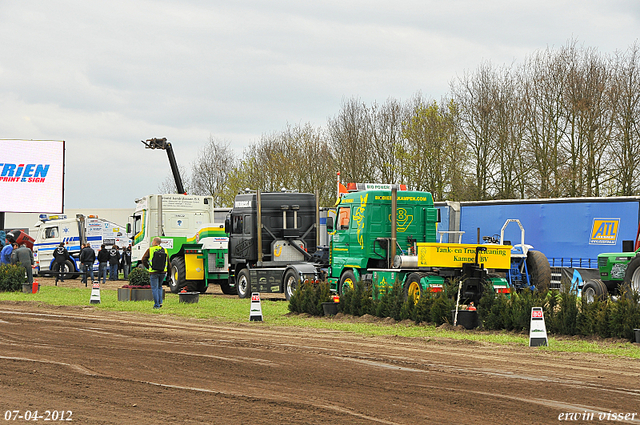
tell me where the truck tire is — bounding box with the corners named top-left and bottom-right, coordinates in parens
top-left (219, 280), bottom-right (238, 295)
top-left (169, 257), bottom-right (187, 294)
top-left (53, 260), bottom-right (77, 280)
top-left (582, 279), bottom-right (607, 303)
top-left (284, 269), bottom-right (299, 301)
top-left (236, 269), bottom-right (251, 299)
top-left (623, 256), bottom-right (640, 300)
top-left (339, 270), bottom-right (356, 296)
top-left (526, 250), bottom-right (551, 292)
top-left (197, 281), bottom-right (208, 294)
top-left (404, 273), bottom-right (423, 305)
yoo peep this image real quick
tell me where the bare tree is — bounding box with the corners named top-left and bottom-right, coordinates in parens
top-left (401, 96), bottom-right (465, 201)
top-left (609, 43), bottom-right (640, 196)
top-left (520, 47), bottom-right (570, 198)
top-left (327, 97), bottom-right (376, 184)
top-left (451, 62), bottom-right (499, 200)
top-left (190, 135), bottom-right (237, 207)
top-left (157, 165), bottom-right (191, 195)
top-left (369, 98), bottom-right (408, 185)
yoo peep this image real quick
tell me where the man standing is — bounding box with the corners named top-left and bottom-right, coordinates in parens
top-left (97, 244), bottom-right (109, 283)
top-left (142, 237), bottom-right (169, 309)
top-left (11, 243), bottom-right (34, 285)
top-left (79, 243), bottom-right (96, 286)
top-left (1, 241), bottom-right (13, 265)
top-left (108, 245), bottom-right (120, 281)
top-left (121, 245), bottom-right (132, 280)
top-left (53, 242), bottom-right (69, 284)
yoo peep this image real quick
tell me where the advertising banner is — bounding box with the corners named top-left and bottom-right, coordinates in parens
top-left (0, 139), bottom-right (65, 213)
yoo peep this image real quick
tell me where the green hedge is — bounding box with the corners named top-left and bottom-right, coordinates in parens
top-left (288, 280), bottom-right (332, 315)
top-left (0, 264), bottom-right (27, 292)
top-left (288, 279), bottom-right (640, 341)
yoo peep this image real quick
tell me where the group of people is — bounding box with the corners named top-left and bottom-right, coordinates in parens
top-left (0, 242), bottom-right (35, 284)
top-left (77, 243), bottom-right (132, 285)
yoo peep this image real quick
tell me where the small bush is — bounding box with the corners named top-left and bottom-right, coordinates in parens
top-left (288, 281), bottom-right (332, 315)
top-left (0, 264), bottom-right (27, 292)
top-left (128, 267), bottom-right (150, 287)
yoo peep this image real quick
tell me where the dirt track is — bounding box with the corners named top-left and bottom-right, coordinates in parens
top-left (1, 279), bottom-right (640, 424)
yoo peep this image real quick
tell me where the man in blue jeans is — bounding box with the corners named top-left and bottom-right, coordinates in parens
top-left (79, 243), bottom-right (96, 286)
top-left (142, 237), bottom-right (169, 309)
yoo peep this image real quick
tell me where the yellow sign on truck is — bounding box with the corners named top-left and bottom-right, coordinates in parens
top-left (417, 243), bottom-right (511, 269)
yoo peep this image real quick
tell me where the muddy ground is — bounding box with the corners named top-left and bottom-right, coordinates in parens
top-left (0, 278), bottom-right (639, 424)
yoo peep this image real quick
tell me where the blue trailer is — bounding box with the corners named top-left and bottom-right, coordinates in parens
top-left (437, 197), bottom-right (640, 289)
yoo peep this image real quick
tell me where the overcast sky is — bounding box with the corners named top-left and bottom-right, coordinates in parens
top-left (1, 0), bottom-right (638, 210)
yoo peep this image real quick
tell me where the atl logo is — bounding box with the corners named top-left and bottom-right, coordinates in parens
top-left (590, 219), bottom-right (620, 245)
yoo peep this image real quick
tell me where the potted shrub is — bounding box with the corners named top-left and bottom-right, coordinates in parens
top-left (118, 267), bottom-right (163, 301)
top-left (0, 264), bottom-right (27, 292)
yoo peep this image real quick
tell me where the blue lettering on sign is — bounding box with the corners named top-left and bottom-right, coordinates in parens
top-left (0, 163), bottom-right (50, 178)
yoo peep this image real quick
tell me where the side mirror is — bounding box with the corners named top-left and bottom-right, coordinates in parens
top-left (224, 216), bottom-right (231, 234)
top-left (326, 216), bottom-right (334, 232)
top-left (126, 223), bottom-right (131, 234)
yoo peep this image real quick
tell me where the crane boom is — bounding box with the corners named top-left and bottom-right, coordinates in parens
top-left (142, 138), bottom-right (186, 195)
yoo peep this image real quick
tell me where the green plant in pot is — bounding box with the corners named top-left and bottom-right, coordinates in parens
top-left (0, 264), bottom-right (27, 292)
top-left (125, 267), bottom-right (150, 288)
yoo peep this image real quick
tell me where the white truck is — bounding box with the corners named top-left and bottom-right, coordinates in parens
top-left (33, 214), bottom-right (127, 278)
top-left (129, 194), bottom-right (231, 293)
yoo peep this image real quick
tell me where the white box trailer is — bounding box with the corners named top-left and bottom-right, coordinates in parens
top-left (33, 214), bottom-right (127, 277)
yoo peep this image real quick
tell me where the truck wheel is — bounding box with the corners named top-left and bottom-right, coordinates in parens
top-left (236, 269), bottom-right (251, 299)
top-left (339, 270), bottom-right (356, 295)
top-left (623, 256), bottom-right (640, 299)
top-left (65, 260), bottom-right (78, 279)
top-left (197, 281), bottom-right (208, 294)
top-left (284, 269), bottom-right (299, 301)
top-left (404, 273), bottom-right (423, 305)
top-left (169, 257), bottom-right (187, 294)
top-left (582, 279), bottom-right (607, 303)
top-left (526, 250), bottom-right (551, 292)
top-left (220, 280), bottom-right (238, 295)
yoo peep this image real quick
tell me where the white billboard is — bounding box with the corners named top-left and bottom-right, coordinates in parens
top-left (0, 139), bottom-right (65, 213)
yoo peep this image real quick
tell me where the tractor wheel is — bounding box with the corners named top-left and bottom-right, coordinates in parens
top-left (404, 273), bottom-right (423, 305)
top-left (169, 257), bottom-right (186, 294)
top-left (526, 250), bottom-right (552, 292)
top-left (219, 280), bottom-right (238, 295)
top-left (339, 270), bottom-right (356, 296)
top-left (623, 256), bottom-right (640, 300)
top-left (236, 269), bottom-right (251, 299)
top-left (284, 269), bottom-right (299, 301)
top-left (582, 279), bottom-right (607, 303)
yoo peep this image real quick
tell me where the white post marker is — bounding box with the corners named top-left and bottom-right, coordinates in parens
top-left (529, 307), bottom-right (548, 346)
top-left (249, 292), bottom-right (263, 322)
top-left (89, 281), bottom-right (101, 304)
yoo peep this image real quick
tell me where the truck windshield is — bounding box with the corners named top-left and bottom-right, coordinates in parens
top-left (338, 207), bottom-right (350, 230)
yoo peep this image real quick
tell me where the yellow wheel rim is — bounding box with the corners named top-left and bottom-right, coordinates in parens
top-left (342, 277), bottom-right (354, 292)
top-left (408, 281), bottom-right (421, 304)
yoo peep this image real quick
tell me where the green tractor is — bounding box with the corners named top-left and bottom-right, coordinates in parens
top-left (582, 225), bottom-right (640, 302)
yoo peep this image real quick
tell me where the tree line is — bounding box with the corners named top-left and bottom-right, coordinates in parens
top-left (161, 40), bottom-right (640, 207)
